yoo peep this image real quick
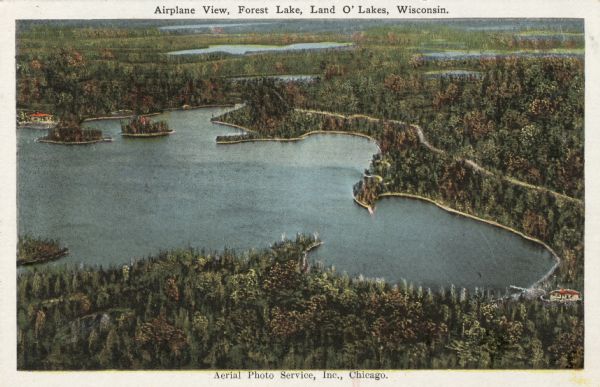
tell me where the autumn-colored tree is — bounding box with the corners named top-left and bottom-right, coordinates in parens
top-left (242, 78), bottom-right (293, 128)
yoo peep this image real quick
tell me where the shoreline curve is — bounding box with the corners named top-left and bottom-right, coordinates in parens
top-left (83, 112), bottom-right (161, 122)
top-left (37, 137), bottom-right (113, 145)
top-left (212, 120), bottom-right (381, 151)
top-left (212, 117), bottom-right (560, 291)
top-left (82, 104), bottom-right (236, 122)
top-left (371, 192), bottom-right (560, 290)
top-left (121, 131), bottom-right (175, 137)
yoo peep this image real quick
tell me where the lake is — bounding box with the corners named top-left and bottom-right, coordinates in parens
top-left (424, 70), bottom-right (482, 79)
top-left (17, 108), bottom-right (555, 290)
top-left (514, 33), bottom-right (584, 41)
top-left (421, 50), bottom-right (584, 61)
top-left (230, 74), bottom-right (319, 82)
top-left (167, 42), bottom-right (353, 56)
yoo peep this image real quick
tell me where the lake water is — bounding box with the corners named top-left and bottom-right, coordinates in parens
top-left (230, 75), bottom-right (319, 82)
top-left (425, 70), bottom-right (482, 79)
top-left (421, 50), bottom-right (583, 61)
top-left (17, 108), bottom-right (555, 290)
top-left (515, 33), bottom-right (584, 41)
top-left (168, 42), bottom-right (353, 56)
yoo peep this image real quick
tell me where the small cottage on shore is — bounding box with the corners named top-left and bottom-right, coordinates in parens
top-left (549, 289), bottom-right (581, 302)
top-left (18, 111), bottom-right (57, 129)
top-left (30, 112), bottom-right (55, 123)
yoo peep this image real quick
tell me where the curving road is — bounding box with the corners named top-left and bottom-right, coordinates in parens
top-left (296, 108), bottom-right (583, 206)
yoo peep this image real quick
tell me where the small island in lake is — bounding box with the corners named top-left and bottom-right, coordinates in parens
top-left (17, 235), bottom-right (69, 266)
top-left (121, 115), bottom-right (173, 137)
top-left (38, 120), bottom-right (111, 145)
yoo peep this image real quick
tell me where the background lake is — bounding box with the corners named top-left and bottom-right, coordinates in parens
top-left (167, 42), bottom-right (353, 56)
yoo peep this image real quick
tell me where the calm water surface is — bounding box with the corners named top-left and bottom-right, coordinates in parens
top-left (230, 75), bottom-right (319, 82)
top-left (17, 108), bottom-right (554, 290)
top-left (421, 50), bottom-right (583, 61)
top-left (168, 42), bottom-right (353, 55)
top-left (425, 70), bottom-right (482, 79)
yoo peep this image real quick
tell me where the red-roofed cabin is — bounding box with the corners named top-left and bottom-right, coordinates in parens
top-left (549, 289), bottom-right (581, 302)
top-left (30, 112), bottom-right (54, 122)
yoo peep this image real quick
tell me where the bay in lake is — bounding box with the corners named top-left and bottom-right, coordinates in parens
top-left (17, 108), bottom-right (554, 290)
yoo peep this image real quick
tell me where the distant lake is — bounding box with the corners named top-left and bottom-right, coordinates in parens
top-left (230, 74), bottom-right (319, 82)
top-left (168, 42), bottom-right (353, 56)
top-left (421, 50), bottom-right (583, 61)
top-left (514, 33), bottom-right (584, 41)
top-left (425, 70), bottom-right (482, 79)
top-left (17, 108), bottom-right (555, 290)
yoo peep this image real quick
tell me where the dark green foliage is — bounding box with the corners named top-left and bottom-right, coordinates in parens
top-left (17, 235), bottom-right (583, 370)
top-left (33, 48), bottom-right (106, 139)
top-left (242, 78), bottom-right (293, 127)
top-left (40, 48), bottom-right (89, 123)
top-left (300, 56), bottom-right (584, 199)
top-left (17, 48), bottom-right (236, 119)
top-left (121, 116), bottom-right (171, 135)
top-left (42, 124), bottom-right (104, 143)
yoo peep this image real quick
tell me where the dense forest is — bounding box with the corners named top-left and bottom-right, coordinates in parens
top-left (121, 116), bottom-right (172, 135)
top-left (302, 56), bottom-right (584, 200)
top-left (18, 235), bottom-right (583, 369)
top-left (16, 20), bottom-right (585, 369)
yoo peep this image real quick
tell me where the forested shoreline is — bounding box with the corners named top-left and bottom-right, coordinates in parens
top-left (18, 235), bottom-right (583, 370)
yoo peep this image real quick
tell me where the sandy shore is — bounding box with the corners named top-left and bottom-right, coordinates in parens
top-left (37, 137), bottom-right (113, 145)
top-left (212, 120), bottom-right (379, 148)
top-left (121, 130), bottom-right (175, 137)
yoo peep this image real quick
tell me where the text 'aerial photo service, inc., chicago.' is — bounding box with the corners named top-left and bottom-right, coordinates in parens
top-left (16, 17), bottom-right (583, 372)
